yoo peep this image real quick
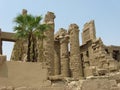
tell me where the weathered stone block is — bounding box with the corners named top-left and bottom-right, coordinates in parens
top-left (0, 87), bottom-right (6, 90)
top-left (109, 61), bottom-right (118, 72)
top-left (0, 55), bottom-right (6, 65)
top-left (81, 79), bottom-right (111, 90)
top-left (97, 69), bottom-right (107, 76)
top-left (110, 87), bottom-right (120, 90)
top-left (109, 80), bottom-right (118, 87)
top-left (15, 87), bottom-right (27, 90)
top-left (84, 66), bottom-right (96, 77)
top-left (6, 86), bottom-right (14, 90)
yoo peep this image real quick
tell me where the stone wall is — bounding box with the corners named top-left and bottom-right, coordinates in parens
top-left (0, 86), bottom-right (65, 90)
top-left (104, 45), bottom-right (120, 62)
top-left (82, 20), bottom-right (96, 45)
top-left (10, 40), bottom-right (27, 61)
top-left (66, 78), bottom-right (120, 90)
top-left (0, 60), bottom-right (49, 88)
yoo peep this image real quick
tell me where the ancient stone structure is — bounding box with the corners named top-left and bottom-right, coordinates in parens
top-left (43, 12), bottom-right (56, 75)
top-left (0, 17), bottom-right (120, 79)
top-left (54, 28), bottom-right (70, 77)
top-left (59, 28), bottom-right (69, 77)
top-left (54, 39), bottom-right (60, 75)
top-left (0, 30), bottom-right (15, 55)
top-left (1, 9), bottom-right (120, 90)
top-left (68, 24), bottom-right (83, 79)
top-left (82, 20), bottom-right (96, 44)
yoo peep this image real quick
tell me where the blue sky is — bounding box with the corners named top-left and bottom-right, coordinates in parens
top-left (0, 0), bottom-right (120, 60)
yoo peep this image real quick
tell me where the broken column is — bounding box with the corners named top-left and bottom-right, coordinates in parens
top-left (68, 24), bottom-right (83, 79)
top-left (59, 28), bottom-right (69, 77)
top-left (54, 30), bottom-right (62, 75)
top-left (43, 12), bottom-right (55, 75)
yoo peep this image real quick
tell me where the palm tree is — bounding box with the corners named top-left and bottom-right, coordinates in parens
top-left (13, 10), bottom-right (49, 62)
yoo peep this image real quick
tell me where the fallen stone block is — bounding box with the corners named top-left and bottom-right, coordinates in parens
top-left (0, 86), bottom-right (7, 90)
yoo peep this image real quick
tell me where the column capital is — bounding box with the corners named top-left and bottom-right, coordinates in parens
top-left (44, 12), bottom-right (56, 24)
top-left (68, 24), bottom-right (79, 34)
top-left (59, 36), bottom-right (69, 44)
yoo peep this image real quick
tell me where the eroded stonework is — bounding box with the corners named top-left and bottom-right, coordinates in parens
top-left (0, 9), bottom-right (120, 89)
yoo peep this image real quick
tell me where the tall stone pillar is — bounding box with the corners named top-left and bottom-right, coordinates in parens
top-left (59, 28), bottom-right (69, 77)
top-left (0, 29), bottom-right (2, 54)
top-left (54, 40), bottom-right (60, 75)
top-left (68, 24), bottom-right (83, 79)
top-left (37, 39), bottom-right (43, 62)
top-left (43, 12), bottom-right (55, 76)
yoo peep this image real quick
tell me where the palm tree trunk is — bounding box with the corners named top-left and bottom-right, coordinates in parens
top-left (41, 38), bottom-right (44, 62)
top-left (27, 34), bottom-right (31, 62)
top-left (32, 35), bottom-right (36, 62)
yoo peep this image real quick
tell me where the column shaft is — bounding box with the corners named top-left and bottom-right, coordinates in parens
top-left (60, 37), bottom-right (69, 77)
top-left (68, 24), bottom-right (83, 79)
top-left (54, 40), bottom-right (60, 75)
top-left (43, 12), bottom-right (55, 75)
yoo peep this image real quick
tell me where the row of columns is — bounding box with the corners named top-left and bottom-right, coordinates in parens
top-left (54, 25), bottom-right (83, 79)
top-left (0, 9), bottom-right (83, 79)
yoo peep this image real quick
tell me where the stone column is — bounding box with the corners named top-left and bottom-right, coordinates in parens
top-left (0, 29), bottom-right (2, 54)
top-left (68, 24), bottom-right (83, 79)
top-left (59, 28), bottom-right (69, 77)
top-left (37, 39), bottom-right (43, 62)
top-left (54, 40), bottom-right (60, 75)
top-left (43, 12), bottom-right (55, 75)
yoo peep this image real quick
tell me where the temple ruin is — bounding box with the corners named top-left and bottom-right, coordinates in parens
top-left (0, 10), bottom-right (120, 90)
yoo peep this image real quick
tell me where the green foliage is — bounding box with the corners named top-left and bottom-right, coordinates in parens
top-left (13, 14), bottom-right (43, 39)
top-left (13, 12), bottom-right (50, 62)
